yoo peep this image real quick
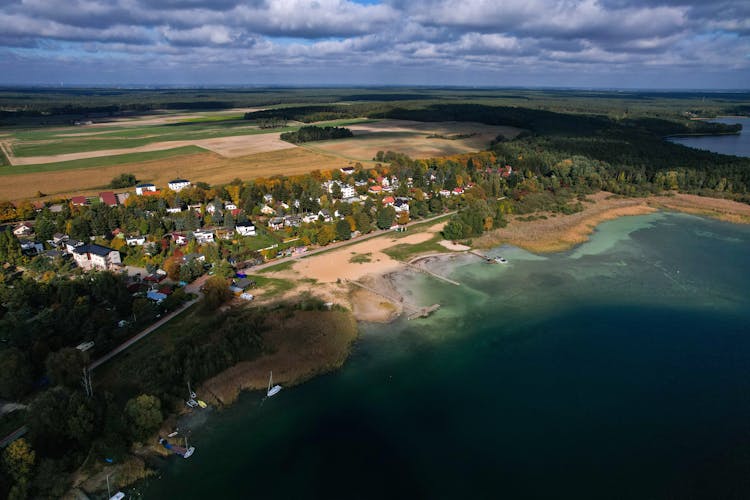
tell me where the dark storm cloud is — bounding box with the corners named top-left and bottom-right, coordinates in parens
top-left (0, 0), bottom-right (747, 87)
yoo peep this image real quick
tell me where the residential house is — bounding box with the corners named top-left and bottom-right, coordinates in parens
top-left (340, 166), bottom-right (355, 175)
top-left (342, 196), bottom-right (361, 204)
top-left (116, 192), bottom-right (130, 205)
top-left (263, 193), bottom-right (274, 203)
top-left (51, 233), bottom-right (68, 246)
top-left (369, 185), bottom-right (383, 194)
top-left (166, 207), bottom-right (183, 214)
top-left (72, 244), bottom-right (121, 271)
top-left (268, 217), bottom-right (285, 231)
top-left (171, 232), bottom-right (188, 246)
top-left (394, 199), bottom-right (410, 213)
top-left (382, 196), bottom-right (395, 207)
top-left (302, 213), bottom-right (319, 224)
top-left (260, 205), bottom-right (276, 216)
top-left (70, 196), bottom-right (88, 207)
top-left (135, 183), bottom-right (157, 195)
top-left (99, 191), bottom-right (118, 207)
top-left (225, 202), bottom-right (238, 211)
top-left (318, 209), bottom-right (333, 222)
top-left (188, 204), bottom-right (202, 214)
top-left (284, 215), bottom-right (302, 228)
top-left (168, 179), bottom-right (191, 192)
top-left (322, 180), bottom-right (356, 199)
top-left (126, 236), bottom-right (146, 246)
top-left (64, 239), bottom-right (84, 254)
top-left (48, 204), bottom-right (64, 213)
top-left (452, 187), bottom-right (465, 195)
top-left (13, 223), bottom-right (33, 237)
top-left (236, 224), bottom-right (257, 237)
top-left (193, 229), bottom-right (215, 244)
top-left (439, 189), bottom-right (451, 197)
top-left (20, 241), bottom-right (44, 256)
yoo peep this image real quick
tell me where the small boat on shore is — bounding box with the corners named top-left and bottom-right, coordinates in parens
top-left (267, 371), bottom-right (282, 397)
top-left (494, 257), bottom-right (508, 264)
top-left (159, 437), bottom-right (195, 459)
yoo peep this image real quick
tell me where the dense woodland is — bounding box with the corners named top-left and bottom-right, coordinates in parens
top-left (280, 125), bottom-right (354, 143)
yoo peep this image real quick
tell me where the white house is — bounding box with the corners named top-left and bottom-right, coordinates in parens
top-left (302, 213), bottom-right (319, 224)
top-left (72, 244), bottom-right (121, 271)
top-left (13, 223), bottom-right (33, 237)
top-left (340, 166), bottom-right (355, 175)
top-left (168, 179), bottom-right (191, 192)
top-left (64, 239), bottom-right (84, 254)
top-left (166, 207), bottom-right (183, 214)
top-left (135, 183), bottom-right (157, 195)
top-left (268, 217), bottom-right (285, 231)
top-left (236, 224), bottom-right (256, 237)
top-left (126, 236), bottom-right (146, 246)
top-left (193, 229), bottom-right (215, 244)
top-left (224, 202), bottom-right (238, 211)
top-left (439, 189), bottom-right (451, 197)
top-left (263, 193), bottom-right (274, 203)
top-left (322, 180), bottom-right (356, 199)
top-left (260, 205), bottom-right (276, 216)
top-left (318, 209), bottom-right (333, 223)
top-left (171, 233), bottom-right (188, 246)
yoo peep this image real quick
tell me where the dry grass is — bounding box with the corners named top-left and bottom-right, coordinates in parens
top-left (475, 191), bottom-right (750, 253)
top-left (303, 120), bottom-right (522, 161)
top-left (2, 147), bottom-right (343, 200)
top-left (200, 310), bottom-right (357, 405)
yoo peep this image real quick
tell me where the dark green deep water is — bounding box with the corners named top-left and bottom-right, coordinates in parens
top-left (141, 212), bottom-right (750, 499)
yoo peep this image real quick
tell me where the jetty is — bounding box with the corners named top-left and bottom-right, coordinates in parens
top-left (469, 250), bottom-right (495, 263)
top-left (405, 261), bottom-right (461, 286)
top-left (348, 280), bottom-right (441, 320)
top-left (407, 304), bottom-right (441, 320)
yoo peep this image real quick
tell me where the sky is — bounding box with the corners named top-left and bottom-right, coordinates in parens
top-left (0, 0), bottom-right (748, 89)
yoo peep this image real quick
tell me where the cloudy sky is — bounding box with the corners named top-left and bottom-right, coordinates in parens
top-left (0, 0), bottom-right (748, 88)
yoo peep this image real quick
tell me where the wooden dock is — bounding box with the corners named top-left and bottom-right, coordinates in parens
top-left (407, 304), bottom-right (441, 320)
top-left (405, 262), bottom-right (460, 286)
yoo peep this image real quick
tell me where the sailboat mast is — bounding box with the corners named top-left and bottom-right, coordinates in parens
top-left (268, 371), bottom-right (272, 393)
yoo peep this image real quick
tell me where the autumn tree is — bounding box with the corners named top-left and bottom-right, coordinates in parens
top-left (124, 394), bottom-right (163, 442)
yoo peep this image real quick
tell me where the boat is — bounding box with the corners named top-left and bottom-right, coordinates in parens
top-left (159, 437), bottom-right (195, 459)
top-left (186, 399), bottom-right (198, 408)
top-left (196, 399), bottom-right (207, 409)
top-left (494, 257), bottom-right (508, 264)
top-left (267, 371), bottom-right (282, 397)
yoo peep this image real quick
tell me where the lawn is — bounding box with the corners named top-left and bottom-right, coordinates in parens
top-left (382, 233), bottom-right (446, 261)
top-left (0, 146), bottom-right (206, 176)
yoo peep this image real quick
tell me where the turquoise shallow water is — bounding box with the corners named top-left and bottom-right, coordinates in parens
top-left (140, 212), bottom-right (750, 499)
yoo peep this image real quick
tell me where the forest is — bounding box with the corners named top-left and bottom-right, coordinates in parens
top-left (280, 125), bottom-right (354, 143)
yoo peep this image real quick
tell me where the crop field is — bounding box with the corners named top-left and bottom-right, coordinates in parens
top-left (0, 147), bottom-right (343, 200)
top-left (0, 107), bottom-right (523, 200)
top-left (302, 120), bottom-right (522, 161)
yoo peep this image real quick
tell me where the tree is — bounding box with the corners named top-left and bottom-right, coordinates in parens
top-left (45, 348), bottom-right (85, 388)
top-left (355, 212), bottom-right (371, 234)
top-left (0, 231), bottom-right (22, 265)
top-left (376, 206), bottom-right (396, 230)
top-left (109, 173), bottom-right (137, 188)
top-left (2, 439), bottom-right (35, 482)
top-left (202, 276), bottom-right (231, 311)
top-left (224, 210), bottom-right (235, 230)
top-left (66, 392), bottom-right (98, 444)
top-left (335, 219), bottom-right (351, 241)
top-left (316, 225), bottom-right (335, 246)
top-left (331, 182), bottom-right (342, 200)
top-left (124, 394), bottom-right (163, 443)
top-left (0, 348), bottom-right (32, 399)
top-left (443, 219), bottom-right (466, 241)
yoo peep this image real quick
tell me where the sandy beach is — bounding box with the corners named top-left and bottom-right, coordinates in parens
top-left (260, 191), bottom-right (750, 325)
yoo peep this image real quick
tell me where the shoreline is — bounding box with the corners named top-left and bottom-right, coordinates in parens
top-left (102, 189), bottom-right (750, 497)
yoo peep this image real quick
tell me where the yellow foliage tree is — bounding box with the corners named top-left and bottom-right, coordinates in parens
top-left (2, 438), bottom-right (35, 481)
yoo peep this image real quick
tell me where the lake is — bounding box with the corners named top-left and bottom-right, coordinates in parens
top-left (140, 212), bottom-right (750, 499)
top-left (668, 117), bottom-right (750, 158)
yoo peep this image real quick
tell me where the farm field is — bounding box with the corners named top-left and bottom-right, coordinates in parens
top-left (302, 120), bottom-right (522, 161)
top-left (0, 107), bottom-right (521, 200)
top-left (0, 147), bottom-right (343, 200)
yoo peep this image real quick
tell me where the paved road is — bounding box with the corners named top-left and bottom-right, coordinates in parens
top-left (0, 425), bottom-right (27, 448)
top-left (246, 211), bottom-right (455, 273)
top-left (89, 274), bottom-right (209, 371)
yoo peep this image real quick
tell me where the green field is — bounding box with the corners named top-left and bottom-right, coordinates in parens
top-left (5, 117), bottom-right (371, 158)
top-left (0, 146), bottom-right (206, 175)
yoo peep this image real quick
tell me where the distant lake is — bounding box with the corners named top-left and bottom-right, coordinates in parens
top-left (668, 117), bottom-right (750, 158)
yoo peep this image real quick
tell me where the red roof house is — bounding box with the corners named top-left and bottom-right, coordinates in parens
top-left (99, 191), bottom-right (118, 207)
